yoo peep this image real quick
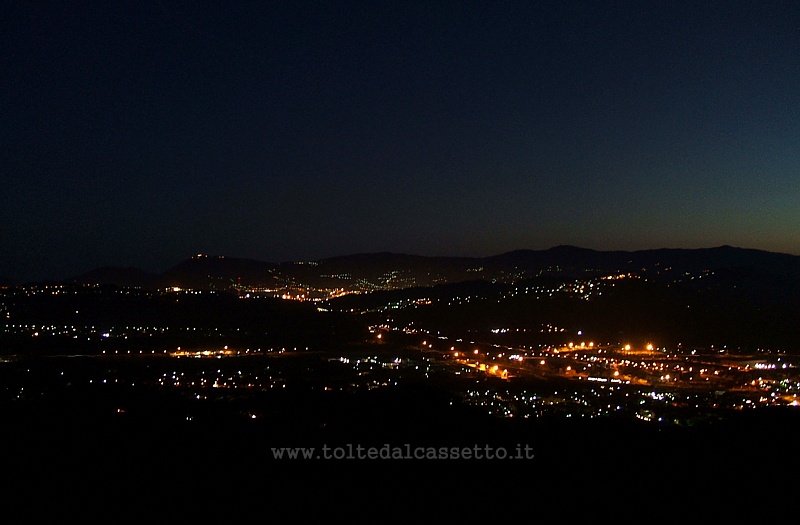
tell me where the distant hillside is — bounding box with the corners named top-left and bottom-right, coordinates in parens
top-left (488, 245), bottom-right (800, 276)
top-left (67, 246), bottom-right (800, 292)
top-left (159, 254), bottom-right (281, 290)
top-left (0, 276), bottom-right (18, 287)
top-left (71, 266), bottom-right (161, 289)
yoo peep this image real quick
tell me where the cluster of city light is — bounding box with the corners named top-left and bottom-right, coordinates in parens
top-left (1, 323), bottom-right (240, 343)
top-left (395, 332), bottom-right (800, 423)
top-left (463, 384), bottom-right (637, 420)
top-left (169, 346), bottom-right (235, 358)
top-left (156, 367), bottom-right (279, 391)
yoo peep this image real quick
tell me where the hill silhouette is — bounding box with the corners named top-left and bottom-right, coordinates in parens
top-left (67, 245), bottom-right (800, 292)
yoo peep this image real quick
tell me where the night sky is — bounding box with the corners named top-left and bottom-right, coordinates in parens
top-left (2, 1), bottom-right (799, 283)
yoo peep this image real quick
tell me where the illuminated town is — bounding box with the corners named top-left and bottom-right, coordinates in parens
top-left (7, 0), bottom-right (800, 494)
top-left (3, 253), bottom-right (800, 445)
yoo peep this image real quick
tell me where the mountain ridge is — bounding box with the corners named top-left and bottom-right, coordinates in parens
top-left (60, 245), bottom-right (800, 292)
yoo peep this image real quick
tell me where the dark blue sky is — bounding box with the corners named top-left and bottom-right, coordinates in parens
top-left (2, 0), bottom-right (799, 282)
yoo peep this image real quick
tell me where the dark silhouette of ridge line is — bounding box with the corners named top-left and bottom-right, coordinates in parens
top-left (63, 245), bottom-right (800, 291)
